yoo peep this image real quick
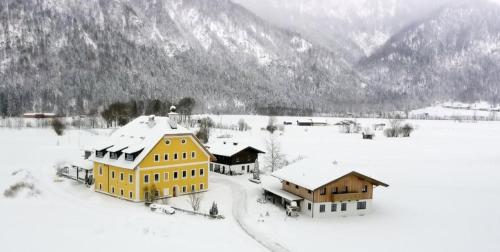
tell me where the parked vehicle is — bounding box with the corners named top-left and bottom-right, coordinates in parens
top-left (286, 201), bottom-right (299, 217)
top-left (150, 203), bottom-right (176, 215)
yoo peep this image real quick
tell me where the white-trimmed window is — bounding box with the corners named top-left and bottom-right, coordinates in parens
top-left (120, 189), bottom-right (124, 196)
top-left (308, 202), bottom-right (312, 210)
top-left (200, 183), bottom-right (204, 190)
top-left (154, 173), bottom-right (160, 182)
top-left (129, 174), bottom-right (133, 183)
top-left (174, 153), bottom-right (178, 160)
top-left (165, 139), bottom-right (171, 145)
top-left (99, 166), bottom-right (103, 176)
top-left (111, 171), bottom-right (115, 179)
top-left (182, 170), bottom-right (187, 179)
top-left (191, 169), bottom-right (196, 177)
top-left (164, 153), bottom-right (169, 161)
top-left (182, 152), bottom-right (187, 160)
top-left (319, 204), bottom-right (325, 213)
top-left (129, 191), bottom-right (133, 199)
top-left (182, 186), bottom-right (187, 193)
top-left (191, 184), bottom-right (195, 192)
top-left (200, 168), bottom-right (204, 176)
top-left (144, 174), bottom-right (150, 183)
top-left (181, 139), bottom-right (186, 144)
top-left (120, 173), bottom-right (124, 181)
top-left (164, 172), bottom-right (169, 181)
top-left (341, 203), bottom-right (347, 211)
top-left (357, 201), bottom-right (367, 210)
top-left (154, 154), bottom-right (159, 162)
top-left (191, 151), bottom-right (196, 159)
top-left (173, 171), bottom-right (178, 180)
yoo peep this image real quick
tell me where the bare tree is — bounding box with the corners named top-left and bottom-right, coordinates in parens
top-left (238, 118), bottom-right (250, 131)
top-left (266, 116), bottom-right (277, 133)
top-left (263, 135), bottom-right (286, 172)
top-left (51, 118), bottom-right (65, 136)
top-left (188, 193), bottom-right (203, 212)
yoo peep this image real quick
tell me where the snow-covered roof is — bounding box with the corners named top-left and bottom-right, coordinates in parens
top-left (296, 118), bottom-right (327, 124)
top-left (261, 175), bottom-right (303, 201)
top-left (88, 116), bottom-right (193, 169)
top-left (207, 141), bottom-right (265, 157)
top-left (71, 158), bottom-right (93, 170)
top-left (272, 159), bottom-right (388, 190)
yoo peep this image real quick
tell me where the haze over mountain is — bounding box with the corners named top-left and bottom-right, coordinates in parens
top-left (0, 0), bottom-right (499, 116)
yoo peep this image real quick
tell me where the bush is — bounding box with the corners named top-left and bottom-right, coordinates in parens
top-left (209, 201), bottom-right (219, 217)
top-left (400, 123), bottom-right (414, 137)
top-left (384, 119), bottom-right (414, 138)
top-left (51, 118), bottom-right (65, 136)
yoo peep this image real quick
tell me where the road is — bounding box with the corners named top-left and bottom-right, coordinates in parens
top-left (211, 176), bottom-right (290, 252)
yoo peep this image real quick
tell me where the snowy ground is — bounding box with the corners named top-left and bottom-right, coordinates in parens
top-left (1, 115), bottom-right (500, 252)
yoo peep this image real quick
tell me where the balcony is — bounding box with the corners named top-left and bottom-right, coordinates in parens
top-left (332, 192), bottom-right (368, 202)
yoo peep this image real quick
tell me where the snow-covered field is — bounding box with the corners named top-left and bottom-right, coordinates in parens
top-left (1, 115), bottom-right (500, 252)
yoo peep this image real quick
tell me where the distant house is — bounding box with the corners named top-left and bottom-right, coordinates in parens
top-left (263, 159), bottom-right (388, 218)
top-left (372, 123), bottom-right (386, 131)
top-left (23, 113), bottom-right (56, 118)
top-left (296, 119), bottom-right (327, 126)
top-left (88, 109), bottom-right (215, 202)
top-left (207, 142), bottom-right (265, 175)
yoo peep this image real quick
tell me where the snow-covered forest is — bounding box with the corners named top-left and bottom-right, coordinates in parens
top-left (1, 0), bottom-right (500, 116)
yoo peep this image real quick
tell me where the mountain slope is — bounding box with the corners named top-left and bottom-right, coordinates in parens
top-left (0, 0), bottom-right (366, 115)
top-left (233, 0), bottom-right (454, 61)
top-left (359, 0), bottom-right (500, 105)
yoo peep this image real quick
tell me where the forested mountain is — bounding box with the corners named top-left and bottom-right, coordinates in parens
top-left (359, 0), bottom-right (500, 105)
top-left (0, 0), bottom-right (499, 116)
top-left (0, 0), bottom-right (367, 116)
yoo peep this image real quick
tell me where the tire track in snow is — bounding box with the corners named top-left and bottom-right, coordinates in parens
top-left (212, 177), bottom-right (289, 252)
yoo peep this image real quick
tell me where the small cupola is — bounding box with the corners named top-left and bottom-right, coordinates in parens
top-left (168, 105), bottom-right (180, 128)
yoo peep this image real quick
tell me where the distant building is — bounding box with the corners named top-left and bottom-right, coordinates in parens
top-left (88, 110), bottom-right (215, 202)
top-left (262, 159), bottom-right (388, 218)
top-left (296, 119), bottom-right (327, 126)
top-left (23, 113), bottom-right (56, 118)
top-left (207, 142), bottom-right (265, 175)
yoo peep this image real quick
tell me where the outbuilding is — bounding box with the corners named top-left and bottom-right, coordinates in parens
top-left (207, 142), bottom-right (265, 175)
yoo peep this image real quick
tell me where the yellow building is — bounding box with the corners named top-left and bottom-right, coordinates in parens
top-left (89, 113), bottom-right (215, 202)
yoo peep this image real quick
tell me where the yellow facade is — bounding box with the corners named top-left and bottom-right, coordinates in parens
top-left (93, 134), bottom-right (210, 202)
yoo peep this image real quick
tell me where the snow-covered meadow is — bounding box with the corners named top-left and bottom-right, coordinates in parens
top-left (1, 115), bottom-right (500, 252)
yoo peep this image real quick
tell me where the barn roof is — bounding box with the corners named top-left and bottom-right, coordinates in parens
top-left (272, 158), bottom-right (388, 190)
top-left (207, 141), bottom-right (265, 157)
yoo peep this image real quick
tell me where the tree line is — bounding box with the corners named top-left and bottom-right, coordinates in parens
top-left (101, 97), bottom-right (195, 127)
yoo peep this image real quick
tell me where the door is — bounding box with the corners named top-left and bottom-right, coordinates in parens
top-left (173, 186), bottom-right (177, 197)
top-left (163, 188), bottom-right (169, 197)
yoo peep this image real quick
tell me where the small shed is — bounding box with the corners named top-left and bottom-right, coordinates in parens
top-left (60, 159), bottom-right (94, 185)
